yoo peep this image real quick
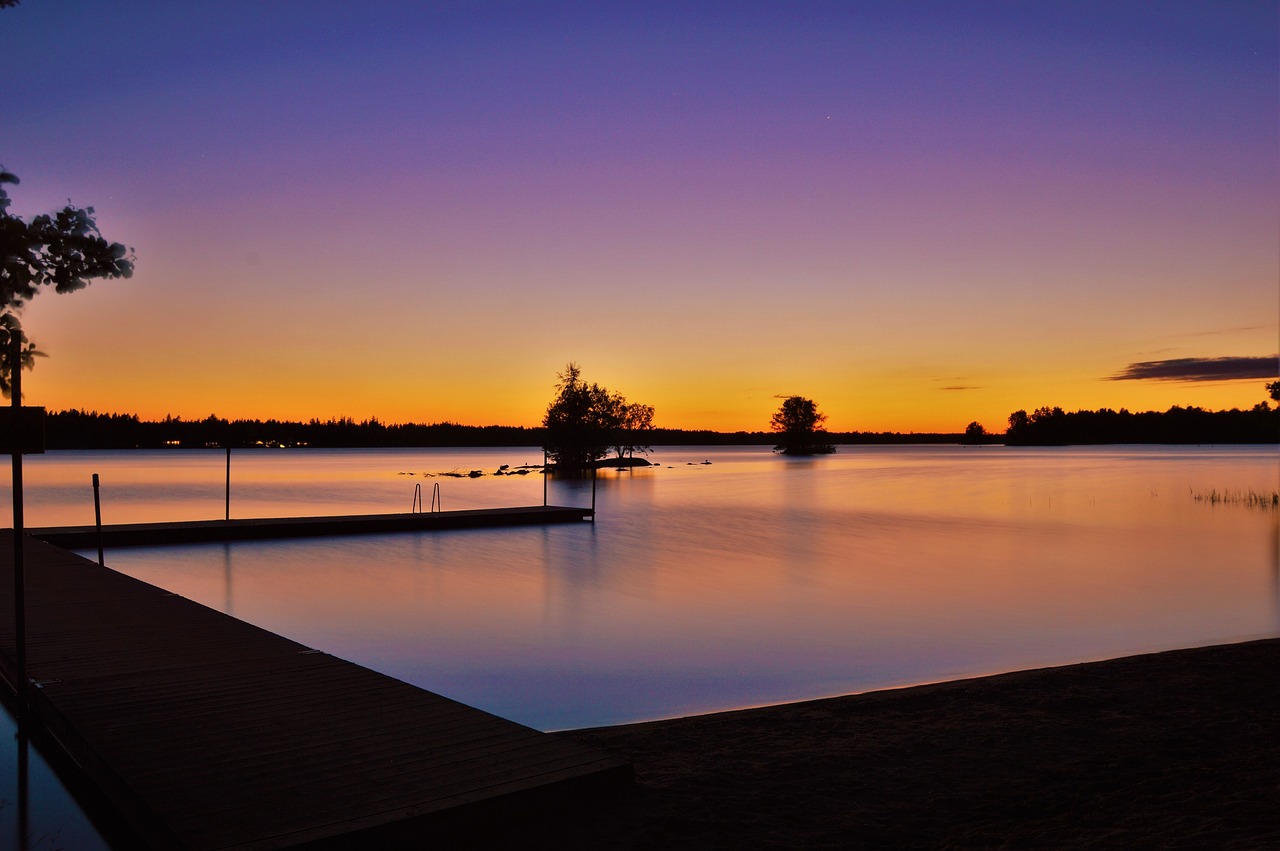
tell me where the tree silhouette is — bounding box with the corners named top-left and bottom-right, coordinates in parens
top-left (1006, 409), bottom-right (1030, 442)
top-left (612, 401), bottom-right (655, 460)
top-left (961, 421), bottom-right (988, 444)
top-left (542, 363), bottom-right (655, 475)
top-left (1002, 403), bottom-right (1277, 445)
top-left (771, 396), bottom-right (835, 455)
top-left (0, 169), bottom-right (135, 395)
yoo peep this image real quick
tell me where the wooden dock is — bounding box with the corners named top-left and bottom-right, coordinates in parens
top-left (0, 532), bottom-right (630, 849)
top-left (29, 504), bottom-right (593, 549)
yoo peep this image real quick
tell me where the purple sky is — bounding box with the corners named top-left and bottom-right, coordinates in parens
top-left (3, 1), bottom-right (1276, 430)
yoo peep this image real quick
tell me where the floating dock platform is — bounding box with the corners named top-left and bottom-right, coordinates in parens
top-left (0, 532), bottom-right (629, 849)
top-left (29, 504), bottom-right (593, 549)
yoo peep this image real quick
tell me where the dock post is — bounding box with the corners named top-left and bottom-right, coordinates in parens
top-left (93, 473), bottom-right (105, 566)
top-left (591, 462), bottom-right (597, 520)
top-left (16, 720), bottom-right (29, 850)
top-left (9, 327), bottom-right (27, 710)
top-left (543, 450), bottom-right (548, 506)
top-left (225, 446), bottom-right (231, 521)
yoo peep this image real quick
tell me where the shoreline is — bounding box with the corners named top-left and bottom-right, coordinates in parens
top-left (554, 637), bottom-right (1278, 732)
top-left (521, 638), bottom-right (1280, 849)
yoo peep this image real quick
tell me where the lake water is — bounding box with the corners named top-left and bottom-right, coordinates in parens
top-left (1, 444), bottom-right (1277, 847)
top-left (8, 444), bottom-right (1278, 729)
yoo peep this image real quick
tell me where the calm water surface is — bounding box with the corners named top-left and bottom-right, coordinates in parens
top-left (2, 444), bottom-right (1275, 847)
top-left (6, 444), bottom-right (1275, 732)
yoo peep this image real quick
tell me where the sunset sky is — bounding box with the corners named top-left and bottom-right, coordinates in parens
top-left (2, 1), bottom-right (1276, 433)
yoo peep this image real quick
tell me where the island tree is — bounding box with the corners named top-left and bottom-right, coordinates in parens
top-left (961, 421), bottom-right (988, 444)
top-left (0, 168), bottom-right (134, 395)
top-left (612, 401), bottom-right (655, 460)
top-left (542, 363), bottom-right (655, 475)
top-left (770, 395), bottom-right (835, 455)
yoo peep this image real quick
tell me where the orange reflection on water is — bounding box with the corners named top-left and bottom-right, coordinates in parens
top-left (29, 445), bottom-right (1280, 729)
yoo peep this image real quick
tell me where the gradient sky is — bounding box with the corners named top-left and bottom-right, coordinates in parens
top-left (3, 1), bottom-right (1277, 433)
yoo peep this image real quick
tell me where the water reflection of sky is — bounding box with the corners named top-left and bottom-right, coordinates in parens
top-left (1, 445), bottom-right (1276, 845)
top-left (7, 445), bottom-right (1268, 731)
top-left (0, 704), bottom-right (112, 850)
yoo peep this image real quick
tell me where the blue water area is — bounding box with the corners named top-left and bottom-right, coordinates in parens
top-left (11, 444), bottom-right (1273, 730)
top-left (0, 700), bottom-right (111, 850)
top-left (0, 443), bottom-right (1276, 844)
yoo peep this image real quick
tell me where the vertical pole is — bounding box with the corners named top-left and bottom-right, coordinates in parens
top-left (10, 328), bottom-right (27, 710)
top-left (225, 445), bottom-right (231, 521)
top-left (16, 721), bottom-right (29, 850)
top-left (93, 473), bottom-right (104, 566)
top-left (223, 543), bottom-right (233, 616)
top-left (591, 461), bottom-right (597, 520)
top-left (543, 450), bottom-right (548, 506)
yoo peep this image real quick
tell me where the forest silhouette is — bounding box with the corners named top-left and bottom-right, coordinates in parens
top-left (37, 402), bottom-right (1277, 450)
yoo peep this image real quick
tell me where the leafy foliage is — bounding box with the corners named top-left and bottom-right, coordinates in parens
top-left (542, 363), bottom-right (655, 475)
top-left (770, 395), bottom-right (835, 455)
top-left (961, 421), bottom-right (989, 444)
top-left (0, 169), bottom-right (134, 394)
top-left (1004, 403), bottom-right (1278, 445)
top-left (614, 401), bottom-right (655, 459)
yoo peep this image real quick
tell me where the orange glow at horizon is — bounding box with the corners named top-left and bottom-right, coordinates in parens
top-left (19, 274), bottom-right (1277, 436)
top-left (4, 2), bottom-right (1275, 437)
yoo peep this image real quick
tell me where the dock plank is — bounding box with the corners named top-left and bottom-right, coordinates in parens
top-left (0, 532), bottom-right (630, 849)
top-left (29, 504), bottom-right (593, 548)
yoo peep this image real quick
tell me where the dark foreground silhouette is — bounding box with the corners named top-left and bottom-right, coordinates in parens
top-left (513, 639), bottom-right (1279, 849)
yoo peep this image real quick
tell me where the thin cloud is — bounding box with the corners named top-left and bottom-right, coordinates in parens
top-left (932, 376), bottom-right (981, 391)
top-left (1108, 356), bottom-right (1279, 382)
top-left (1184, 325), bottom-right (1269, 338)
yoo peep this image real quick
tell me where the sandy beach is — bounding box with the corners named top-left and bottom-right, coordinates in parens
top-left (504, 638), bottom-right (1280, 849)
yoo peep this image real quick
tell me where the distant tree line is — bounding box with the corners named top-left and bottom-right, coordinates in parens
top-left (40, 409), bottom-right (967, 450)
top-left (43, 411), bottom-right (544, 450)
top-left (41, 403), bottom-right (1276, 451)
top-left (1004, 404), bottom-right (1278, 445)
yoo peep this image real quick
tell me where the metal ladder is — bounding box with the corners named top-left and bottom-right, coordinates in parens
top-left (411, 482), bottom-right (442, 513)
